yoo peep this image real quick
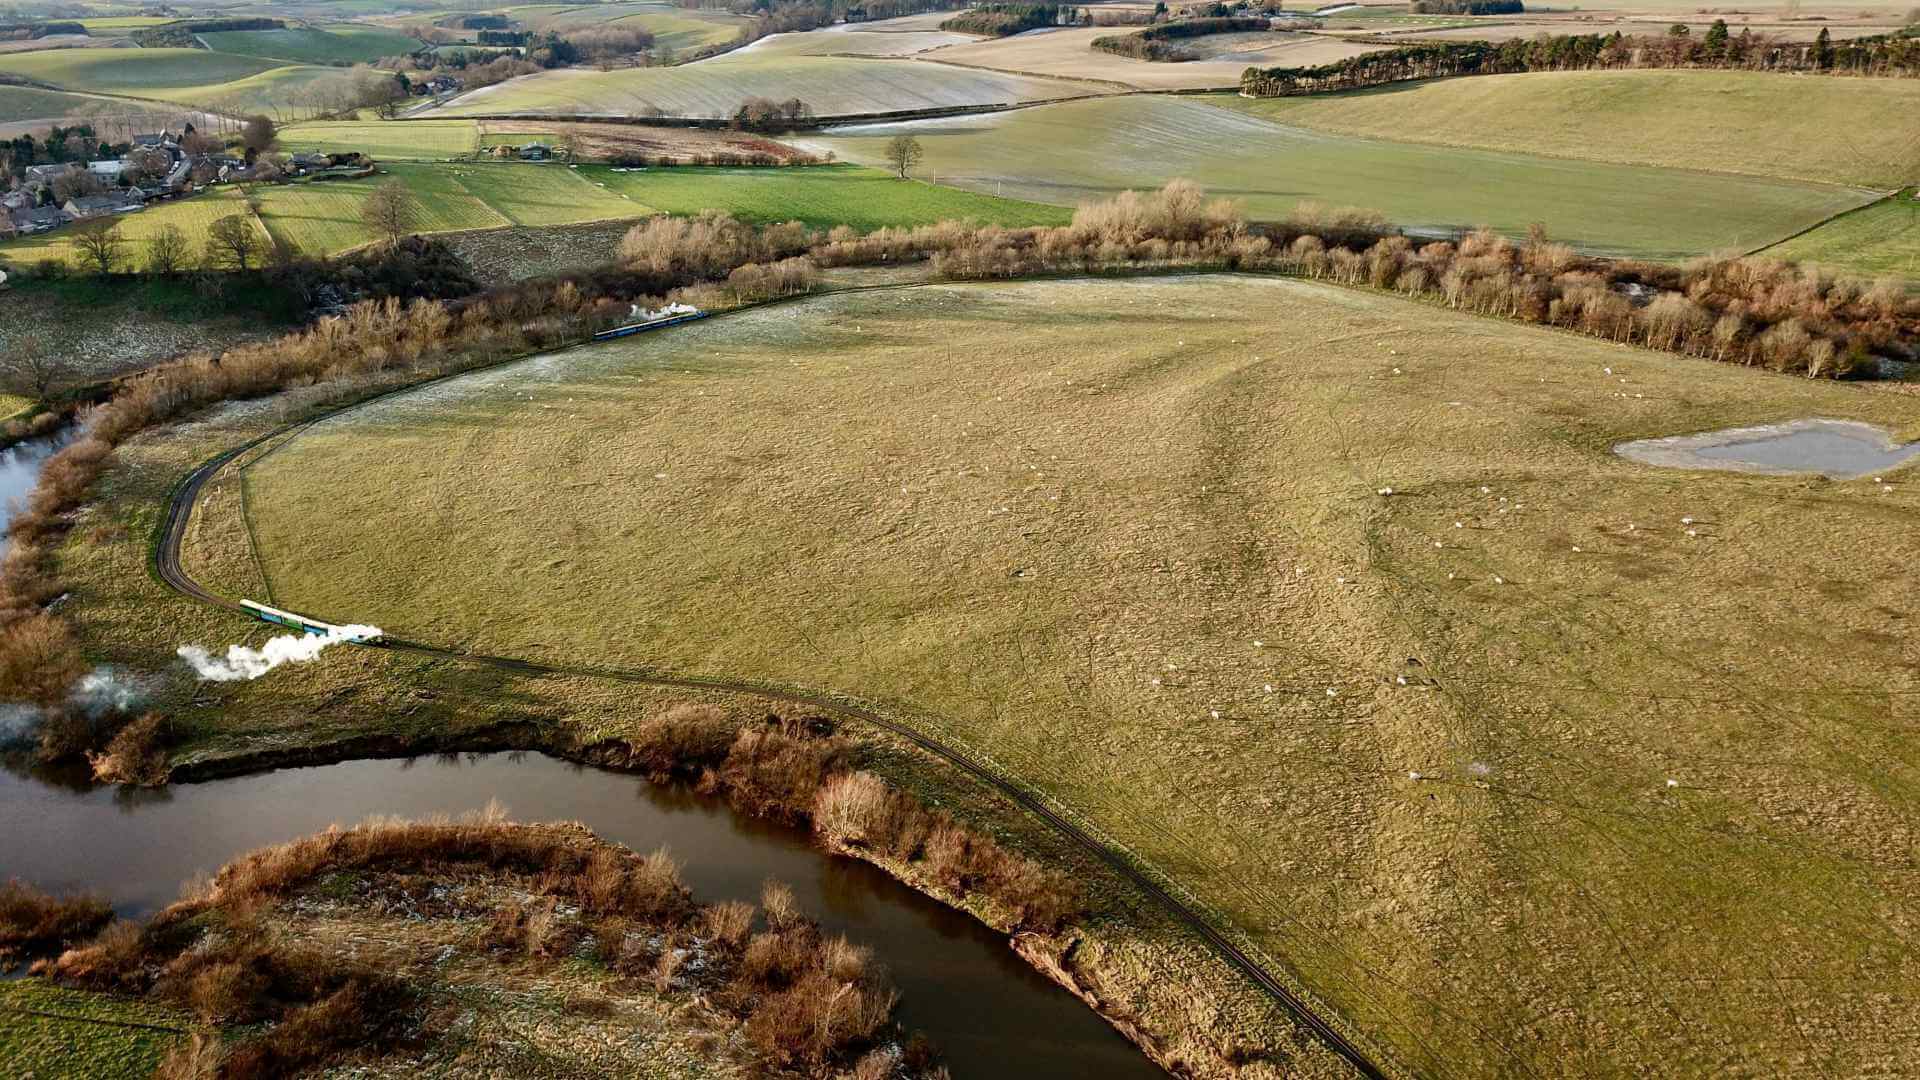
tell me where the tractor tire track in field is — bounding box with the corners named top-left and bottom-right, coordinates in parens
top-left (148, 296), bottom-right (1395, 1080)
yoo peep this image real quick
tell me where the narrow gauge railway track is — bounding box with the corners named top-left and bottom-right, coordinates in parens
top-left (150, 299), bottom-right (1397, 1080)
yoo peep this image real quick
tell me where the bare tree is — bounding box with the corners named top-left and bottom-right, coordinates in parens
top-left (147, 224), bottom-right (190, 276)
top-left (240, 114), bottom-right (278, 156)
top-left (0, 340), bottom-right (65, 404)
top-left (205, 213), bottom-right (264, 272)
top-left (71, 218), bottom-right (126, 276)
top-left (884, 134), bottom-right (923, 180)
top-left (360, 178), bottom-right (418, 248)
top-left (51, 170), bottom-right (105, 203)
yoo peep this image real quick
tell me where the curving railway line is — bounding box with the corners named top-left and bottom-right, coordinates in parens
top-left (150, 331), bottom-right (1396, 1080)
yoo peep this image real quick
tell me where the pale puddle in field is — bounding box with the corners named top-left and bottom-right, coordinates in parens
top-left (1614, 418), bottom-right (1920, 480)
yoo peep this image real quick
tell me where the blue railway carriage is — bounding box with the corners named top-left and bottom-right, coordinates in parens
top-left (239, 600), bottom-right (382, 644)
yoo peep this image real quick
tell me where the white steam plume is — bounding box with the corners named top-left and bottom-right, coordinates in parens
top-left (0, 703), bottom-right (45, 750)
top-left (69, 666), bottom-right (149, 718)
top-left (178, 625), bottom-right (382, 682)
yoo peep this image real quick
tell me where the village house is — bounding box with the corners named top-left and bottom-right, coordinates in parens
top-left (63, 192), bottom-right (143, 220)
top-left (23, 162), bottom-right (79, 189)
top-left (10, 205), bottom-right (71, 234)
top-left (87, 159), bottom-right (128, 182)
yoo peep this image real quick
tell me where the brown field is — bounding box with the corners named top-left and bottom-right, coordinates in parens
top-left (477, 119), bottom-right (818, 162)
top-left (210, 274), bottom-right (1920, 1077)
top-left (924, 26), bottom-right (1382, 88)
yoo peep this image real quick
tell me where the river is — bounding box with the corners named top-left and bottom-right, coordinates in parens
top-left (0, 430), bottom-right (1162, 1077)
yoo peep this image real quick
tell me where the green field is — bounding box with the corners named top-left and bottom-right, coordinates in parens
top-left (197, 24), bottom-right (424, 65)
top-left (0, 188), bottom-right (266, 267)
top-left (138, 64), bottom-right (345, 114)
top-left (0, 83), bottom-right (122, 125)
top-left (281, 118), bottom-right (482, 160)
top-left (613, 7), bottom-right (750, 51)
top-left (1222, 70), bottom-right (1920, 190)
top-left (440, 162), bottom-right (646, 225)
top-left (74, 15), bottom-right (175, 33)
top-left (0, 163), bottom-right (653, 265)
top-left (0, 981), bottom-right (184, 1077)
top-left (0, 46), bottom-right (286, 92)
top-left (808, 95), bottom-right (1880, 260)
top-left (1764, 190), bottom-right (1920, 281)
top-left (256, 165), bottom-right (513, 252)
top-left (590, 163), bottom-right (1070, 229)
top-left (434, 49), bottom-right (1101, 119)
top-left (222, 274), bottom-right (1920, 1077)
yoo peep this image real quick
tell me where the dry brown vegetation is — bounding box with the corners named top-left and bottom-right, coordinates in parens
top-left (888, 183), bottom-right (1917, 377)
top-left (40, 815), bottom-right (946, 1077)
top-left (587, 706), bottom-right (1083, 933)
top-left (0, 879), bottom-right (113, 966)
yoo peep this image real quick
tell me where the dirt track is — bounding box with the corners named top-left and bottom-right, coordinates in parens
top-left (150, 289), bottom-right (1392, 1080)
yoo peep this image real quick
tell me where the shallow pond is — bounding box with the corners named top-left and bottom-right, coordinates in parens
top-left (0, 753), bottom-right (1161, 1078)
top-left (1614, 418), bottom-right (1920, 480)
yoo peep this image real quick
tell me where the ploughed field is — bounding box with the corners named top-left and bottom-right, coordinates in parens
top-left (805, 95), bottom-right (1878, 261)
top-left (214, 275), bottom-right (1920, 1076)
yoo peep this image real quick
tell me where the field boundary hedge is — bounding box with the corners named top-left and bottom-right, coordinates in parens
top-left (1241, 29), bottom-right (1920, 96)
top-left (1092, 16), bottom-right (1272, 62)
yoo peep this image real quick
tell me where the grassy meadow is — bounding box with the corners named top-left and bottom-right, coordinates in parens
top-left (0, 982), bottom-right (184, 1077)
top-left (0, 161), bottom-right (1072, 267)
top-left (0, 84), bottom-right (124, 125)
top-left (432, 48), bottom-right (1101, 119)
top-left (1764, 190), bottom-right (1920, 282)
top-left (280, 118), bottom-right (483, 161)
top-left (806, 95), bottom-right (1879, 260)
top-left (0, 187), bottom-right (268, 266)
top-left (215, 275), bottom-right (1920, 1078)
top-left (589, 163), bottom-right (1070, 229)
top-left (1222, 69), bottom-right (1920, 190)
top-left (195, 24), bottom-right (424, 65)
top-left (0, 46), bottom-right (287, 93)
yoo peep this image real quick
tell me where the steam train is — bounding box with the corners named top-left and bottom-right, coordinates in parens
top-left (239, 600), bottom-right (383, 644)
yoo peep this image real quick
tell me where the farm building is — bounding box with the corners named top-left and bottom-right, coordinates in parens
top-left (518, 144), bottom-right (552, 161)
top-left (63, 192), bottom-right (143, 219)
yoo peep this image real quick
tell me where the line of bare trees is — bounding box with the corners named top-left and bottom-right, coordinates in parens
top-left (1243, 28), bottom-right (1920, 95)
top-left (2, 184), bottom-right (1913, 773)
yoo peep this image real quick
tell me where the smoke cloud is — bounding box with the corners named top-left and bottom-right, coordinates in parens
top-left (0, 703), bottom-right (44, 750)
top-left (178, 624), bottom-right (383, 682)
top-left (69, 666), bottom-right (149, 718)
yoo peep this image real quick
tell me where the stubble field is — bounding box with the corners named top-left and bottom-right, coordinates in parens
top-left (210, 274), bottom-right (1920, 1078)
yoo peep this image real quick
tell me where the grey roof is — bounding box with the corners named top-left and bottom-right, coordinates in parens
top-left (67, 193), bottom-right (138, 212)
top-left (12, 206), bottom-right (70, 227)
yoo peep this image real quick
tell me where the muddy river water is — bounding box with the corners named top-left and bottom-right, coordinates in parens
top-left (1, 753), bottom-right (1160, 1077)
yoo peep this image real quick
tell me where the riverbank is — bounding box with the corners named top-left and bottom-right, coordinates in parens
top-left (11, 363), bottom-right (1353, 1076)
top-left (8, 813), bottom-right (954, 1077)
